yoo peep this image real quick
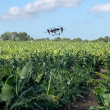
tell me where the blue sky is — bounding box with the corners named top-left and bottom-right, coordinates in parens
top-left (0, 0), bottom-right (110, 40)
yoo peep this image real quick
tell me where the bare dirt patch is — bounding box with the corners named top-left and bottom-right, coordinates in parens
top-left (71, 69), bottom-right (108, 110)
top-left (71, 87), bottom-right (98, 110)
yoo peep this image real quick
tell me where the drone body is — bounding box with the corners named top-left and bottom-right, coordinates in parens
top-left (44, 26), bottom-right (64, 36)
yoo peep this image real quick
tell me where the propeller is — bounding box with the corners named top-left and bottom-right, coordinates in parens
top-left (43, 29), bottom-right (50, 33)
top-left (57, 26), bottom-right (66, 30)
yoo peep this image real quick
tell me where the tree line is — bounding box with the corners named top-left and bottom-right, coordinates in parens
top-left (0, 31), bottom-right (110, 42)
top-left (35, 36), bottom-right (110, 43)
top-left (0, 31), bottom-right (34, 41)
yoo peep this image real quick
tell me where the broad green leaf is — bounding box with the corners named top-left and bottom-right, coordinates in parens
top-left (3, 67), bottom-right (10, 75)
top-left (103, 93), bottom-right (110, 108)
top-left (93, 87), bottom-right (104, 97)
top-left (20, 61), bottom-right (33, 79)
top-left (5, 75), bottom-right (15, 86)
top-left (1, 84), bottom-right (14, 101)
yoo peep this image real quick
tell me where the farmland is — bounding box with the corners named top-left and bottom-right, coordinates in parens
top-left (0, 40), bottom-right (110, 110)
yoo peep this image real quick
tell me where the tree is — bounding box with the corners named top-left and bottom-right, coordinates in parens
top-left (54, 37), bottom-right (61, 41)
top-left (83, 39), bottom-right (88, 43)
top-left (72, 38), bottom-right (82, 42)
top-left (18, 32), bottom-right (30, 41)
top-left (104, 36), bottom-right (110, 42)
top-left (62, 38), bottom-right (71, 41)
top-left (11, 32), bottom-right (19, 41)
top-left (97, 37), bottom-right (106, 42)
top-left (0, 31), bottom-right (33, 41)
top-left (45, 38), bottom-right (50, 40)
top-left (30, 37), bottom-right (34, 40)
top-left (35, 38), bottom-right (46, 41)
top-left (1, 31), bottom-right (12, 40)
top-left (91, 39), bottom-right (98, 42)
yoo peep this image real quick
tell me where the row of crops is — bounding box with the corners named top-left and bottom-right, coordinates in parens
top-left (0, 40), bottom-right (110, 110)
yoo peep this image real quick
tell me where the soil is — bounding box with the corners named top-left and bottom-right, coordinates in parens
top-left (100, 69), bottom-right (107, 73)
top-left (71, 87), bottom-right (98, 110)
top-left (69, 69), bottom-right (107, 110)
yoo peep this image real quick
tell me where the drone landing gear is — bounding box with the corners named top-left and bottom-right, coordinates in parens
top-left (53, 33), bottom-right (60, 36)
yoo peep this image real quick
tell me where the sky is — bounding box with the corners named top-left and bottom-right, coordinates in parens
top-left (0, 0), bottom-right (110, 40)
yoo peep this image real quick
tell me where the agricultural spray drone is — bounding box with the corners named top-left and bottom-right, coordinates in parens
top-left (44, 26), bottom-right (65, 36)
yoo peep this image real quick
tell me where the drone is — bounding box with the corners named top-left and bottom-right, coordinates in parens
top-left (44, 26), bottom-right (65, 36)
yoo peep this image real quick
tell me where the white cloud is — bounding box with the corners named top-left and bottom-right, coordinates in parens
top-left (1, 0), bottom-right (84, 20)
top-left (89, 3), bottom-right (110, 13)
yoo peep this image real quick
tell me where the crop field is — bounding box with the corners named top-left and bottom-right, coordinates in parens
top-left (0, 40), bottom-right (110, 110)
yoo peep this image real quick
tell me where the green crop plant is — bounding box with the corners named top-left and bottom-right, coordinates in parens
top-left (0, 40), bottom-right (110, 109)
top-left (89, 72), bottom-right (110, 110)
top-left (0, 61), bottom-right (59, 110)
